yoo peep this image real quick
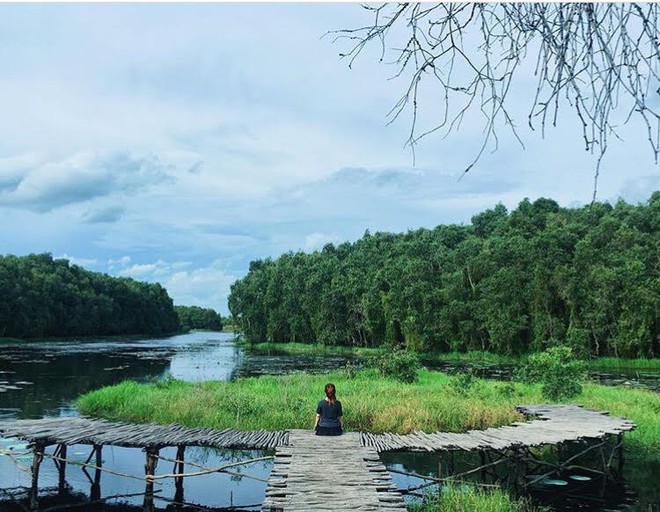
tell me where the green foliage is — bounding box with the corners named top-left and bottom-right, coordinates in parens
top-left (448, 370), bottom-right (478, 393)
top-left (0, 253), bottom-right (179, 338)
top-left (410, 483), bottom-right (539, 512)
top-left (174, 305), bottom-right (223, 332)
top-left (369, 349), bottom-right (420, 383)
top-left (228, 193), bottom-right (660, 358)
top-left (517, 346), bottom-right (587, 400)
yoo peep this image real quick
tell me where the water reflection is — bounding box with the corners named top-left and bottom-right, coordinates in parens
top-left (380, 446), bottom-right (639, 512)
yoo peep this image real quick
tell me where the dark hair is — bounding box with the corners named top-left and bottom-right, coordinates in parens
top-left (324, 383), bottom-right (336, 404)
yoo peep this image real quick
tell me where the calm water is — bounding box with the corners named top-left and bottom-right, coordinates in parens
top-left (0, 333), bottom-right (657, 511)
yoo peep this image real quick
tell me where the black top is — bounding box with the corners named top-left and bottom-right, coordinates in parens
top-left (316, 399), bottom-right (343, 428)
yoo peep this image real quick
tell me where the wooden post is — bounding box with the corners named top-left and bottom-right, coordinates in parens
top-left (617, 433), bottom-right (625, 473)
top-left (91, 445), bottom-right (102, 501)
top-left (29, 443), bottom-right (45, 511)
top-left (58, 444), bottom-right (67, 494)
top-left (144, 447), bottom-right (159, 512)
top-left (479, 450), bottom-right (487, 481)
top-left (174, 446), bottom-right (185, 504)
top-left (513, 449), bottom-right (526, 488)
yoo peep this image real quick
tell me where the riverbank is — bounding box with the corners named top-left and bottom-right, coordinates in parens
top-left (0, 331), bottom-right (187, 345)
top-left (242, 342), bottom-right (660, 371)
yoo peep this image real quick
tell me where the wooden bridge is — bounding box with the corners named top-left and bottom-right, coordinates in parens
top-left (0, 404), bottom-right (635, 512)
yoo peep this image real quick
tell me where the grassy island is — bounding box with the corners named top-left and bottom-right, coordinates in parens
top-left (77, 369), bottom-right (659, 511)
top-left (78, 369), bottom-right (659, 453)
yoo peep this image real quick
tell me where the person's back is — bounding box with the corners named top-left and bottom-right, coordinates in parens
top-left (314, 383), bottom-right (343, 436)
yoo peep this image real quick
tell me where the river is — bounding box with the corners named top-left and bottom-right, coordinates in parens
top-left (0, 332), bottom-right (656, 511)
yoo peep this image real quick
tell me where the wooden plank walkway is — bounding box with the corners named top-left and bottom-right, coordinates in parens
top-left (262, 429), bottom-right (406, 512)
top-left (360, 404), bottom-right (635, 453)
top-left (0, 416), bottom-right (288, 450)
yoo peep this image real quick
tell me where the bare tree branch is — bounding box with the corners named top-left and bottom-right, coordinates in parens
top-left (331, 3), bottom-right (660, 197)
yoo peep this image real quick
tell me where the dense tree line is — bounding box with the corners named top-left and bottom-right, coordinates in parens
top-left (0, 253), bottom-right (179, 338)
top-left (175, 305), bottom-right (223, 332)
top-left (229, 193), bottom-right (660, 358)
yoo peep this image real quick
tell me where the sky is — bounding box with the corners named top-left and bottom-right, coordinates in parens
top-left (0, 3), bottom-right (658, 315)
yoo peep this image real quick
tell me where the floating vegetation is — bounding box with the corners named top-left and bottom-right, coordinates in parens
top-left (540, 478), bottom-right (568, 486)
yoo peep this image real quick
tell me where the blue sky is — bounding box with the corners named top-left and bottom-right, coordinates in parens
top-left (0, 4), bottom-right (658, 314)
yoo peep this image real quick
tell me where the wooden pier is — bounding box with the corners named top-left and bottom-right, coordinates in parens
top-left (360, 404), bottom-right (636, 452)
top-left (0, 404), bottom-right (636, 511)
top-left (262, 430), bottom-right (405, 512)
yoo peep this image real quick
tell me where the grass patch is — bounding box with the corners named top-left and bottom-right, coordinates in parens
top-left (422, 351), bottom-right (519, 364)
top-left (241, 341), bottom-right (381, 357)
top-left (586, 357), bottom-right (660, 371)
top-left (78, 370), bottom-right (531, 433)
top-left (78, 369), bottom-right (659, 454)
top-left (409, 484), bottom-right (540, 512)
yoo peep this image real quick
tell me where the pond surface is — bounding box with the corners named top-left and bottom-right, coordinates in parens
top-left (0, 333), bottom-right (656, 511)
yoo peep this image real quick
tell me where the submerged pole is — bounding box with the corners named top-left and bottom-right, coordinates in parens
top-left (29, 443), bottom-right (45, 511)
top-left (617, 433), bottom-right (625, 473)
top-left (174, 446), bottom-right (185, 504)
top-left (58, 444), bottom-right (67, 494)
top-left (91, 445), bottom-right (102, 501)
top-left (144, 447), bottom-right (159, 512)
top-left (479, 450), bottom-right (487, 481)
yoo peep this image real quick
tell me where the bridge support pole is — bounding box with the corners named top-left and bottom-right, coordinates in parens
top-left (174, 446), bottom-right (185, 504)
top-left (90, 445), bottom-right (102, 501)
top-left (144, 447), bottom-right (159, 512)
top-left (617, 433), bottom-right (625, 473)
top-left (29, 442), bottom-right (45, 511)
top-left (57, 444), bottom-right (67, 494)
top-left (479, 450), bottom-right (487, 481)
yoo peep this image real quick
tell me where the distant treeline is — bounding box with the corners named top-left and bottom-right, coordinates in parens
top-left (229, 193), bottom-right (660, 358)
top-left (175, 305), bottom-right (223, 332)
top-left (0, 253), bottom-right (179, 338)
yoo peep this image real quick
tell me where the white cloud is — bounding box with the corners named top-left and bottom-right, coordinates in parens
top-left (56, 253), bottom-right (98, 268)
top-left (0, 150), bottom-right (173, 212)
top-left (163, 263), bottom-right (237, 315)
top-left (109, 256), bottom-right (237, 314)
top-left (304, 232), bottom-right (341, 252)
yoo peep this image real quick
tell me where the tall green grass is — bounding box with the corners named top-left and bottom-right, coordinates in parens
top-left (586, 357), bottom-right (660, 370)
top-left (77, 369), bottom-right (659, 454)
top-left (77, 370), bottom-right (529, 433)
top-left (409, 484), bottom-right (541, 512)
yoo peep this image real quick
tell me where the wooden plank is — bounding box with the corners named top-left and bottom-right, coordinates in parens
top-left (262, 430), bottom-right (405, 511)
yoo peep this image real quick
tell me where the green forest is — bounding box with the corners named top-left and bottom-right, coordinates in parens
top-left (229, 193), bottom-right (660, 358)
top-left (0, 253), bottom-right (180, 338)
top-left (175, 305), bottom-right (223, 332)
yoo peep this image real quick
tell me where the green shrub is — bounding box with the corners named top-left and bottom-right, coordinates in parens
top-left (516, 346), bottom-right (587, 400)
top-left (448, 369), bottom-right (477, 393)
top-left (369, 350), bottom-right (420, 383)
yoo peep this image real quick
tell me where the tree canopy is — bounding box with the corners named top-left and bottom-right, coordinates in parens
top-left (229, 193), bottom-right (660, 358)
top-left (0, 253), bottom-right (180, 338)
top-left (175, 305), bottom-right (223, 332)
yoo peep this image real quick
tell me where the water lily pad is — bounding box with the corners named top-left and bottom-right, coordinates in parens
top-left (540, 478), bottom-right (568, 486)
top-left (569, 475), bottom-right (592, 481)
